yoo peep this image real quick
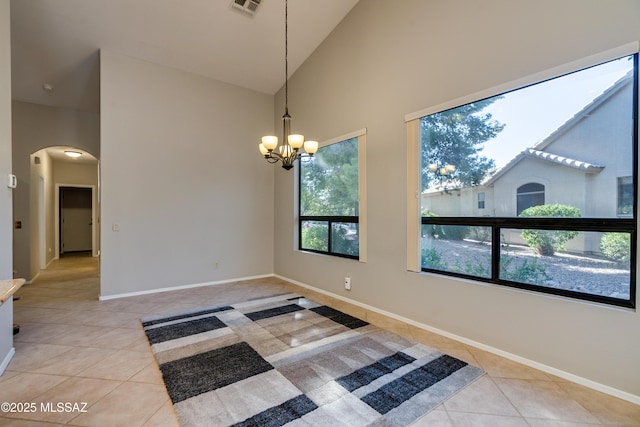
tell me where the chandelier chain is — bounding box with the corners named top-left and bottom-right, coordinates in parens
top-left (284, 0), bottom-right (288, 113)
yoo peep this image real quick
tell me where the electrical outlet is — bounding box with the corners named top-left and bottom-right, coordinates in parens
top-left (344, 276), bottom-right (351, 290)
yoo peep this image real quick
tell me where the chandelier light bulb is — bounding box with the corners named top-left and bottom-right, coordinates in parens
top-left (279, 145), bottom-right (293, 158)
top-left (303, 140), bottom-right (318, 154)
top-left (261, 135), bottom-right (278, 151)
top-left (288, 134), bottom-right (304, 149)
top-left (429, 163), bottom-right (456, 175)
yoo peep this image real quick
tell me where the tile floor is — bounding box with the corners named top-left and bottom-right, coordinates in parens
top-left (1, 254), bottom-right (639, 426)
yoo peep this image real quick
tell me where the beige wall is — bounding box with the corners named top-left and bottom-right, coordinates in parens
top-left (273, 0), bottom-right (640, 399)
top-left (54, 161), bottom-right (98, 186)
top-left (0, 0), bottom-right (12, 371)
top-left (29, 150), bottom-right (53, 272)
top-left (0, 0), bottom-right (11, 280)
top-left (99, 49), bottom-right (275, 298)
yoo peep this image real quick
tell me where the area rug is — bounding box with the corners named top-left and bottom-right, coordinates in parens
top-left (141, 293), bottom-right (484, 426)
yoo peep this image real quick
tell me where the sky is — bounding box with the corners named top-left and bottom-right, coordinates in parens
top-left (478, 55), bottom-right (633, 168)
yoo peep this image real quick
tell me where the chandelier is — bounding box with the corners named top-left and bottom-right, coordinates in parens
top-left (428, 163), bottom-right (456, 175)
top-left (259, 0), bottom-right (318, 170)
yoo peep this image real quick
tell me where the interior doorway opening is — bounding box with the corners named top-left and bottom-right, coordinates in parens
top-left (26, 146), bottom-right (100, 294)
top-left (59, 186), bottom-right (95, 255)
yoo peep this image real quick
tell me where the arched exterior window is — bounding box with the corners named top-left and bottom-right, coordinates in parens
top-left (517, 183), bottom-right (544, 215)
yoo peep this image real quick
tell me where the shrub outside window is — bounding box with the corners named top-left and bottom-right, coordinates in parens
top-left (416, 52), bottom-right (637, 308)
top-left (299, 132), bottom-right (366, 260)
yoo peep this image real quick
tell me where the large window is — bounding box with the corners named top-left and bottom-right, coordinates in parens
top-left (299, 130), bottom-right (366, 260)
top-left (409, 49), bottom-right (637, 308)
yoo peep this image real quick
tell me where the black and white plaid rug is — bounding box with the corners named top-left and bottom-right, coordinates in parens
top-left (141, 293), bottom-right (484, 426)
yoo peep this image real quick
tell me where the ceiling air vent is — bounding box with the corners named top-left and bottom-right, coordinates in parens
top-left (231, 0), bottom-right (261, 17)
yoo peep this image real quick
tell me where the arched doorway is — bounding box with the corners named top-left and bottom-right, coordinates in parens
top-left (28, 146), bottom-right (100, 288)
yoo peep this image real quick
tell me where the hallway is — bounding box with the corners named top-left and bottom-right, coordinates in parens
top-left (26, 253), bottom-right (99, 300)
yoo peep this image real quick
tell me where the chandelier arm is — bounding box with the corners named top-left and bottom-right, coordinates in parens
top-left (266, 156), bottom-right (280, 164)
top-left (268, 151), bottom-right (283, 161)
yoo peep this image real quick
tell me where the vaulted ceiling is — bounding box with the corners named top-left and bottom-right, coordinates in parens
top-left (10, 0), bottom-right (359, 113)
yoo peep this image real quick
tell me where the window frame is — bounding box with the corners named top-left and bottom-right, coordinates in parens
top-left (516, 183), bottom-right (545, 215)
top-left (297, 129), bottom-right (367, 261)
top-left (478, 192), bottom-right (485, 209)
top-left (406, 44), bottom-right (638, 309)
top-left (617, 176), bottom-right (633, 217)
top-left (420, 216), bottom-right (636, 307)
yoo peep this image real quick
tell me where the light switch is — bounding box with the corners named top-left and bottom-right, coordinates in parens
top-left (112, 223), bottom-right (120, 232)
top-left (6, 174), bottom-right (17, 188)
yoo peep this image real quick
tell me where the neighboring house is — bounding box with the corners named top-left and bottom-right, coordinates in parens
top-left (423, 71), bottom-right (634, 254)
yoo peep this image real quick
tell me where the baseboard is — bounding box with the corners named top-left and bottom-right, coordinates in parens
top-left (98, 274), bottom-right (274, 301)
top-left (0, 347), bottom-right (15, 376)
top-left (25, 258), bottom-right (58, 284)
top-left (274, 273), bottom-right (640, 406)
top-left (25, 273), bottom-right (37, 285)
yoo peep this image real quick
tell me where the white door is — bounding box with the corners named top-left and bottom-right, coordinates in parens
top-left (60, 187), bottom-right (92, 253)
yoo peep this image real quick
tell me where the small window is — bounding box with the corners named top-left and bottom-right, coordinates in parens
top-left (478, 192), bottom-right (485, 209)
top-left (299, 130), bottom-right (366, 260)
top-left (618, 176), bottom-right (633, 216)
top-left (517, 183), bottom-right (545, 215)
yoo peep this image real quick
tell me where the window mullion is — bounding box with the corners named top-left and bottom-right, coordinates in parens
top-left (491, 225), bottom-right (501, 281)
